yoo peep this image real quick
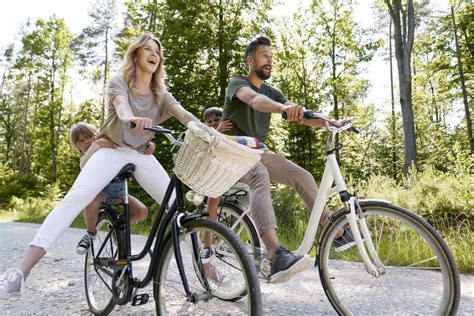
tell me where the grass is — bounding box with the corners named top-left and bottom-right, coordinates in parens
top-left (1, 167), bottom-right (472, 273)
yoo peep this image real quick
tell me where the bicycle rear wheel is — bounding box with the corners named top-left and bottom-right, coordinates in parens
top-left (153, 218), bottom-right (262, 315)
top-left (84, 209), bottom-right (122, 315)
top-left (317, 200), bottom-right (460, 315)
top-left (217, 203), bottom-right (262, 259)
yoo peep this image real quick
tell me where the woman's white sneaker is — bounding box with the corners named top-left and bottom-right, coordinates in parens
top-left (0, 268), bottom-right (24, 299)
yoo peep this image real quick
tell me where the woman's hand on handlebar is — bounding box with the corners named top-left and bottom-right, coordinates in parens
top-left (129, 117), bottom-right (152, 135)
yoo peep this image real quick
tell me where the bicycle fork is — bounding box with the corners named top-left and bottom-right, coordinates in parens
top-left (172, 213), bottom-right (212, 303)
top-left (344, 196), bottom-right (386, 276)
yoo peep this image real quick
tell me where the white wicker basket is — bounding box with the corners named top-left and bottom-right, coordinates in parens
top-left (174, 121), bottom-right (262, 197)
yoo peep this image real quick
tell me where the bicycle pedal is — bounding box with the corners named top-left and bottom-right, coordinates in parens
top-left (131, 293), bottom-right (149, 306)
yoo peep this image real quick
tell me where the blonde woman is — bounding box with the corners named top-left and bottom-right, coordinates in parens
top-left (0, 33), bottom-right (199, 298)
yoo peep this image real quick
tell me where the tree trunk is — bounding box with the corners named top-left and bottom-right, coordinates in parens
top-left (102, 25), bottom-right (109, 125)
top-left (217, 0), bottom-right (228, 106)
top-left (331, 4), bottom-right (340, 161)
top-left (389, 17), bottom-right (397, 178)
top-left (451, 5), bottom-right (473, 153)
top-left (50, 59), bottom-right (57, 182)
top-left (18, 70), bottom-right (33, 175)
top-left (385, 0), bottom-right (417, 173)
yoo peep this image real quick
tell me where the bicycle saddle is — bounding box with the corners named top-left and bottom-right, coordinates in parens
top-left (110, 163), bottom-right (136, 183)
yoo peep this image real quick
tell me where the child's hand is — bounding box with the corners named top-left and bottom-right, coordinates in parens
top-left (217, 120), bottom-right (233, 133)
top-left (94, 138), bottom-right (117, 149)
top-left (143, 141), bottom-right (156, 155)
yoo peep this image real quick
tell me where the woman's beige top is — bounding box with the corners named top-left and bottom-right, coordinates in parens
top-left (99, 75), bottom-right (179, 151)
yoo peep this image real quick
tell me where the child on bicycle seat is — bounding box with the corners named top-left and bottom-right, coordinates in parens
top-left (70, 122), bottom-right (151, 255)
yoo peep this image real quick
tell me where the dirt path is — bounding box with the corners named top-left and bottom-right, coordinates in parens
top-left (0, 221), bottom-right (472, 315)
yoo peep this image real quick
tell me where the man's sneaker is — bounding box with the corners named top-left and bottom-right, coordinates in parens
top-left (0, 268), bottom-right (24, 299)
top-left (270, 247), bottom-right (312, 284)
top-left (333, 228), bottom-right (364, 252)
top-left (200, 247), bottom-right (230, 286)
top-left (76, 232), bottom-right (96, 255)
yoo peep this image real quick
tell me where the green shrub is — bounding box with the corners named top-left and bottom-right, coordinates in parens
top-left (355, 166), bottom-right (472, 223)
top-left (0, 164), bottom-right (49, 210)
top-left (7, 184), bottom-right (63, 223)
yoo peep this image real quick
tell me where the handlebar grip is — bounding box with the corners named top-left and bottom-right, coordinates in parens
top-left (348, 126), bottom-right (360, 134)
top-left (129, 121), bottom-right (172, 134)
top-left (281, 109), bottom-right (318, 120)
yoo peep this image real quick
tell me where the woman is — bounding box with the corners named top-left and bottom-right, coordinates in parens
top-left (0, 33), bottom-right (199, 298)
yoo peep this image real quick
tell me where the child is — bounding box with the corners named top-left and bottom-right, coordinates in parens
top-left (203, 107), bottom-right (233, 133)
top-left (201, 107), bottom-right (233, 228)
top-left (199, 107), bottom-right (234, 285)
top-left (69, 122), bottom-right (151, 254)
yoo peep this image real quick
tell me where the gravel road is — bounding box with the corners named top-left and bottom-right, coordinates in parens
top-left (0, 221), bottom-right (472, 315)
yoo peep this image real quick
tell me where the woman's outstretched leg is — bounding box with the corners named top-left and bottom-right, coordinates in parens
top-left (0, 148), bottom-right (125, 298)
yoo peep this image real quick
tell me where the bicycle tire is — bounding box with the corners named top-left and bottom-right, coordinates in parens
top-left (84, 208), bottom-right (122, 315)
top-left (153, 218), bottom-right (262, 315)
top-left (317, 200), bottom-right (460, 315)
top-left (217, 202), bottom-right (262, 260)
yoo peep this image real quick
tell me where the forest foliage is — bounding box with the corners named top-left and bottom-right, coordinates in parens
top-left (0, 1), bottom-right (472, 268)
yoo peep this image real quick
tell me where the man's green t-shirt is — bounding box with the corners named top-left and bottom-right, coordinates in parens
top-left (222, 76), bottom-right (287, 141)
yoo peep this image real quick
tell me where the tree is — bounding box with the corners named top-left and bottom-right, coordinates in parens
top-left (0, 45), bottom-right (15, 165)
top-left (271, 1), bottom-right (379, 175)
top-left (384, 0), bottom-right (417, 173)
top-left (450, 3), bottom-right (473, 152)
top-left (118, 0), bottom-right (273, 171)
top-left (311, 0), bottom-right (380, 160)
top-left (75, 0), bottom-right (119, 124)
top-left (13, 17), bottom-right (73, 181)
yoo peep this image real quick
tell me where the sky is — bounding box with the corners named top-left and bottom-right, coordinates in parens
top-left (0, 0), bottom-right (450, 115)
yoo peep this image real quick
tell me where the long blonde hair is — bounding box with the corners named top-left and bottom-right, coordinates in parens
top-left (121, 32), bottom-right (167, 104)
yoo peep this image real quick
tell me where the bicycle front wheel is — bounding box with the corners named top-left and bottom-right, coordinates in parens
top-left (317, 200), bottom-right (460, 315)
top-left (153, 218), bottom-right (262, 315)
top-left (84, 209), bottom-right (122, 315)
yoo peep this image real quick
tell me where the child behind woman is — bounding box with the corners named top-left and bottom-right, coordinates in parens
top-left (69, 122), bottom-right (151, 254)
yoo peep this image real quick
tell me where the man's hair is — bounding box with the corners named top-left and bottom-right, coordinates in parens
top-left (244, 36), bottom-right (271, 65)
top-left (203, 107), bottom-right (223, 121)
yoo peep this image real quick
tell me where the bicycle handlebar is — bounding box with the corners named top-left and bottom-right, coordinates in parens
top-left (129, 122), bottom-right (172, 134)
top-left (129, 122), bottom-right (182, 147)
top-left (282, 109), bottom-right (359, 134)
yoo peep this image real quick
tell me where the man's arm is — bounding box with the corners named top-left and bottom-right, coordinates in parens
top-left (235, 87), bottom-right (304, 122)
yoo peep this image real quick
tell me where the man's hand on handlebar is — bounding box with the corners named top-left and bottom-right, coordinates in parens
top-left (282, 104), bottom-right (304, 122)
top-left (129, 117), bottom-right (152, 135)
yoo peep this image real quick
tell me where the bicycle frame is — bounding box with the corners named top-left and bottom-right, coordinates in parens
top-left (220, 118), bottom-right (388, 277)
top-left (92, 169), bottom-right (209, 303)
top-left (295, 128), bottom-right (386, 276)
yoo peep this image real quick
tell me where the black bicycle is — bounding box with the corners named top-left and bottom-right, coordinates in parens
top-left (83, 125), bottom-right (262, 315)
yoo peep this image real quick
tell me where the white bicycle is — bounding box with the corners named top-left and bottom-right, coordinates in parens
top-left (208, 110), bottom-right (460, 315)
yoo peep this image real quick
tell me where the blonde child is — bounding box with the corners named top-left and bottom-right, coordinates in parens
top-left (69, 122), bottom-right (151, 254)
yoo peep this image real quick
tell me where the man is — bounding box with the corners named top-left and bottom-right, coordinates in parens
top-left (223, 36), bottom-right (348, 283)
